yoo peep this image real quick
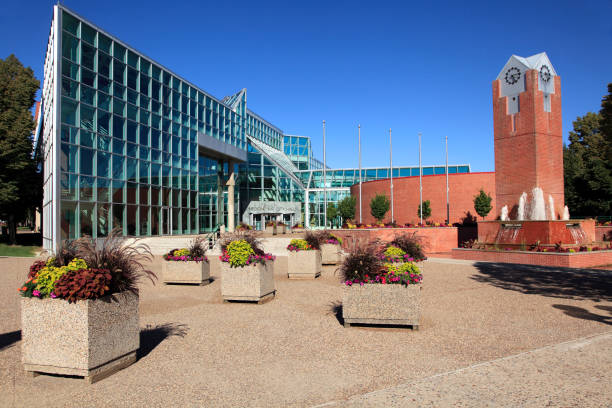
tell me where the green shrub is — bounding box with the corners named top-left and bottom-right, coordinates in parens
top-left (417, 200), bottom-right (432, 221)
top-left (226, 240), bottom-right (255, 267)
top-left (370, 194), bottom-right (390, 222)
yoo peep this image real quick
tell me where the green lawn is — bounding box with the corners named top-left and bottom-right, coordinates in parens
top-left (0, 243), bottom-right (40, 257)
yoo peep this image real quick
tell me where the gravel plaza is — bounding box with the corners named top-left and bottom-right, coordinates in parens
top-left (2, 255), bottom-right (611, 407)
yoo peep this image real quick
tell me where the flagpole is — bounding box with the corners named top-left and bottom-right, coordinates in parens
top-left (419, 132), bottom-right (423, 226)
top-left (389, 128), bottom-right (393, 224)
top-left (358, 124), bottom-right (362, 224)
top-left (445, 135), bottom-right (449, 225)
top-left (323, 120), bottom-right (327, 229)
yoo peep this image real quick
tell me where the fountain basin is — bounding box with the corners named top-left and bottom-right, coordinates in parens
top-left (478, 219), bottom-right (595, 246)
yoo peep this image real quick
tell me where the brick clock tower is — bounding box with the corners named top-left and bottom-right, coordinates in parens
top-left (493, 52), bottom-right (564, 219)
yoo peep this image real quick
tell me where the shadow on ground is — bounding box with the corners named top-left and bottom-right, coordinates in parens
top-left (0, 330), bottom-right (21, 351)
top-left (328, 301), bottom-right (343, 326)
top-left (471, 262), bottom-right (612, 301)
top-left (552, 305), bottom-right (611, 325)
top-left (138, 323), bottom-right (189, 360)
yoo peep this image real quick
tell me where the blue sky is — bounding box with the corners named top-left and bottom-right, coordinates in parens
top-left (1, 0), bottom-right (611, 172)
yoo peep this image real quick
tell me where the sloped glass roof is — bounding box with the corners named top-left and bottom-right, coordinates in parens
top-left (248, 136), bottom-right (304, 188)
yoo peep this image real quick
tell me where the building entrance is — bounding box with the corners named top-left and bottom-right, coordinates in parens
top-left (162, 207), bottom-right (172, 235)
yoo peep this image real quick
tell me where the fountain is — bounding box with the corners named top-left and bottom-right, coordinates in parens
top-left (548, 195), bottom-right (555, 221)
top-left (517, 192), bottom-right (527, 220)
top-left (529, 187), bottom-right (546, 220)
top-left (478, 186), bottom-right (596, 247)
top-left (562, 206), bottom-right (570, 221)
top-left (500, 205), bottom-right (509, 221)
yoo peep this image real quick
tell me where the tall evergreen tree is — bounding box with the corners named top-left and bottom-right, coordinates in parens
top-left (0, 55), bottom-right (40, 244)
top-left (473, 189), bottom-right (493, 220)
top-left (563, 107), bottom-right (611, 217)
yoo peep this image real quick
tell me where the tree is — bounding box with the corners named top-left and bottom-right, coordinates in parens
top-left (417, 200), bottom-right (432, 222)
top-left (473, 189), bottom-right (493, 220)
top-left (369, 194), bottom-right (390, 223)
top-left (337, 195), bottom-right (356, 222)
top-left (600, 83), bottom-right (612, 164)
top-left (326, 202), bottom-right (338, 227)
top-left (0, 55), bottom-right (40, 244)
top-left (563, 103), bottom-right (611, 216)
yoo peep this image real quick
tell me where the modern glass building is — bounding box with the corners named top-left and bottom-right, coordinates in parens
top-left (37, 5), bottom-right (470, 250)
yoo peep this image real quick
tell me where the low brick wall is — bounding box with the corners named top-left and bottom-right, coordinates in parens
top-left (452, 248), bottom-right (612, 269)
top-left (333, 227), bottom-right (457, 254)
top-left (596, 226), bottom-right (612, 242)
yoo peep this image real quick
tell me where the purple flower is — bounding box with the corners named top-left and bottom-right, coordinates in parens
top-left (50, 292), bottom-right (57, 299)
top-left (32, 290), bottom-right (41, 297)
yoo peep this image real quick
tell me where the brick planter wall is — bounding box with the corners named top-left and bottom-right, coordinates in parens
top-left (452, 248), bottom-right (612, 268)
top-left (333, 227), bottom-right (457, 254)
top-left (596, 226), bottom-right (612, 242)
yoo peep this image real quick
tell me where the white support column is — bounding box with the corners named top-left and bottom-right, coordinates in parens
top-left (226, 161), bottom-right (235, 233)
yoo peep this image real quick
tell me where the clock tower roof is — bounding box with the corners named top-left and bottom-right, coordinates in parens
top-left (496, 52), bottom-right (557, 81)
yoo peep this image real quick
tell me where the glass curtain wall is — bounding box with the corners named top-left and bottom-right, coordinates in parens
top-left (57, 9), bottom-right (245, 239)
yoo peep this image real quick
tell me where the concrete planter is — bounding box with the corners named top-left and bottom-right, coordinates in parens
top-left (162, 260), bottom-right (210, 285)
top-left (221, 261), bottom-right (275, 303)
top-left (287, 250), bottom-right (322, 279)
top-left (321, 243), bottom-right (341, 265)
top-left (342, 284), bottom-right (421, 329)
top-left (265, 226), bottom-right (277, 235)
top-left (21, 291), bottom-right (139, 383)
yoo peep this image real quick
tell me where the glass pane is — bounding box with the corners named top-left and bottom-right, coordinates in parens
top-left (62, 33), bottom-right (79, 62)
top-left (112, 154), bottom-right (124, 179)
top-left (61, 77), bottom-right (79, 99)
top-left (98, 203), bottom-right (110, 237)
top-left (60, 201), bottom-right (77, 240)
top-left (97, 110), bottom-right (110, 135)
top-left (97, 151), bottom-right (110, 178)
top-left (79, 130), bottom-right (94, 148)
top-left (80, 202), bottom-right (94, 236)
top-left (60, 143), bottom-right (77, 173)
top-left (79, 175), bottom-right (94, 201)
top-left (98, 91), bottom-right (111, 111)
top-left (98, 33), bottom-right (112, 54)
top-left (81, 42), bottom-right (95, 70)
top-left (139, 206), bottom-right (150, 236)
top-left (80, 23), bottom-right (96, 45)
top-left (80, 104), bottom-right (95, 131)
top-left (61, 97), bottom-right (78, 126)
top-left (62, 12), bottom-right (79, 35)
top-left (112, 180), bottom-right (124, 203)
top-left (126, 205), bottom-right (137, 235)
top-left (112, 203), bottom-right (124, 232)
top-left (98, 52), bottom-right (111, 78)
top-left (97, 177), bottom-right (110, 202)
top-left (60, 173), bottom-right (77, 200)
top-left (80, 84), bottom-right (96, 106)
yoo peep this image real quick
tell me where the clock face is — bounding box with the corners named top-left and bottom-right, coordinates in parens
top-left (505, 67), bottom-right (521, 85)
top-left (540, 65), bottom-right (551, 83)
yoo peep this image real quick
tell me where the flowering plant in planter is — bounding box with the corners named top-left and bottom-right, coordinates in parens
top-left (219, 232), bottom-right (275, 268)
top-left (19, 230), bottom-right (155, 302)
top-left (265, 221), bottom-right (277, 227)
top-left (237, 222), bottom-right (253, 231)
top-left (219, 240), bottom-right (275, 267)
top-left (163, 237), bottom-right (208, 262)
top-left (19, 229), bottom-right (155, 382)
top-left (287, 239), bottom-right (313, 252)
top-left (218, 231), bottom-right (276, 303)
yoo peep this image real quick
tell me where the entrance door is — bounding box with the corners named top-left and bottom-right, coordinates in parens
top-left (162, 207), bottom-right (171, 235)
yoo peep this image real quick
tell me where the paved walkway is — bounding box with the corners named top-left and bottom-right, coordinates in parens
top-left (316, 331), bottom-right (612, 407)
top-left (1, 257), bottom-right (611, 407)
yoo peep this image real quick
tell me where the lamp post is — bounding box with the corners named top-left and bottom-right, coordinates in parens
top-left (358, 124), bottom-right (362, 224)
top-left (389, 128), bottom-right (393, 224)
top-left (419, 132), bottom-right (423, 226)
top-left (323, 120), bottom-right (327, 229)
top-left (445, 135), bottom-right (449, 225)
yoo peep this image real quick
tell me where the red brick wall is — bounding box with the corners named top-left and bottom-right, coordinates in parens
top-left (351, 172), bottom-right (496, 225)
top-left (452, 248), bottom-right (612, 269)
top-left (333, 227), bottom-right (458, 254)
top-left (493, 70), bottom-right (564, 219)
top-left (596, 226), bottom-right (612, 242)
